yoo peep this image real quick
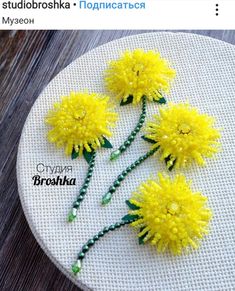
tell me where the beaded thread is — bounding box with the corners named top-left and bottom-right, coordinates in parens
top-left (71, 218), bottom-right (136, 275)
top-left (110, 96), bottom-right (147, 160)
top-left (68, 151), bottom-right (96, 222)
top-left (102, 147), bottom-right (159, 205)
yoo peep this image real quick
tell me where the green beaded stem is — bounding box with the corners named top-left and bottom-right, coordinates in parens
top-left (71, 218), bottom-right (136, 275)
top-left (102, 146), bottom-right (159, 205)
top-left (68, 151), bottom-right (96, 222)
top-left (110, 96), bottom-right (147, 161)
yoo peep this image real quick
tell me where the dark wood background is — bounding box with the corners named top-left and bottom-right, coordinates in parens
top-left (0, 30), bottom-right (235, 291)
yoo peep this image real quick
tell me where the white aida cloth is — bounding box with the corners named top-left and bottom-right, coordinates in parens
top-left (17, 32), bottom-right (235, 291)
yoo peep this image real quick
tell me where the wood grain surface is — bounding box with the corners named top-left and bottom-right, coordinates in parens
top-left (0, 30), bottom-right (235, 291)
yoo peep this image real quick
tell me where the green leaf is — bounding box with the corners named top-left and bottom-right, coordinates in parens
top-left (122, 214), bottom-right (139, 222)
top-left (83, 148), bottom-right (95, 164)
top-left (154, 97), bottom-right (167, 104)
top-left (126, 200), bottom-right (140, 210)
top-left (164, 155), bottom-right (176, 171)
top-left (71, 148), bottom-right (79, 160)
top-left (120, 95), bottom-right (133, 106)
top-left (101, 136), bottom-right (113, 149)
top-left (138, 227), bottom-right (148, 245)
top-left (141, 135), bottom-right (156, 144)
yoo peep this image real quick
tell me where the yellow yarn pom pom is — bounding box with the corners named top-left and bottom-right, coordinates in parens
top-left (145, 103), bottom-right (220, 168)
top-left (105, 49), bottom-right (175, 104)
top-left (45, 92), bottom-right (118, 156)
top-left (129, 173), bottom-right (212, 255)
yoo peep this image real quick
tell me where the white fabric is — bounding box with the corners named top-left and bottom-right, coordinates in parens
top-left (17, 32), bottom-right (235, 291)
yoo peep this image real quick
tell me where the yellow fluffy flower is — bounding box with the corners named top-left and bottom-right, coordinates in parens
top-left (46, 92), bottom-right (118, 156)
top-left (145, 103), bottom-right (220, 169)
top-left (105, 49), bottom-right (175, 104)
top-left (128, 173), bottom-right (212, 255)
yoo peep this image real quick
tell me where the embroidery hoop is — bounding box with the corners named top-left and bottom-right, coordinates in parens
top-left (17, 32), bottom-right (235, 290)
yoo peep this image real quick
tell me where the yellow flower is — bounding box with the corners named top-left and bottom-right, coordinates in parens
top-left (145, 103), bottom-right (220, 169)
top-left (128, 173), bottom-right (212, 255)
top-left (105, 49), bottom-right (175, 104)
top-left (46, 92), bottom-right (118, 156)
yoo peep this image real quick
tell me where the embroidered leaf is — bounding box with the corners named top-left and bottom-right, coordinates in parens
top-left (101, 136), bottom-right (113, 149)
top-left (71, 148), bottom-right (79, 160)
top-left (138, 227), bottom-right (148, 245)
top-left (141, 135), bottom-right (156, 144)
top-left (164, 155), bottom-right (177, 171)
top-left (154, 97), bottom-right (167, 104)
top-left (83, 148), bottom-right (95, 164)
top-left (120, 95), bottom-right (133, 106)
top-left (126, 200), bottom-right (140, 210)
top-left (122, 214), bottom-right (139, 222)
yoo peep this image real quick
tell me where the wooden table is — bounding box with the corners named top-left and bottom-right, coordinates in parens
top-left (0, 30), bottom-right (234, 291)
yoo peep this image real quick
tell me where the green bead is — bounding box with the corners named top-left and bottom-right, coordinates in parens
top-left (68, 212), bottom-right (76, 222)
top-left (124, 140), bottom-right (131, 146)
top-left (83, 183), bottom-right (89, 188)
top-left (73, 201), bottom-right (80, 209)
top-left (77, 196), bottom-right (84, 202)
top-left (130, 164), bottom-right (136, 169)
top-left (98, 231), bottom-right (104, 237)
top-left (126, 167), bottom-right (132, 172)
top-left (72, 260), bottom-right (82, 275)
top-left (80, 189), bottom-right (86, 195)
top-left (101, 192), bottom-right (112, 205)
top-left (110, 150), bottom-right (121, 161)
top-left (87, 172), bottom-right (92, 178)
top-left (122, 170), bottom-right (128, 176)
top-left (109, 186), bottom-right (116, 193)
top-left (114, 180), bottom-right (120, 187)
top-left (129, 136), bottom-right (135, 142)
top-left (93, 235), bottom-right (99, 241)
top-left (82, 245), bottom-right (89, 252)
top-left (132, 130), bottom-right (138, 135)
top-left (109, 225), bottom-right (115, 231)
top-left (87, 239), bottom-right (95, 246)
top-left (135, 160), bottom-right (141, 166)
top-left (85, 177), bottom-right (90, 183)
top-left (78, 252), bottom-right (85, 259)
top-left (115, 222), bottom-right (121, 228)
top-left (120, 145), bottom-right (126, 152)
top-left (103, 227), bottom-right (109, 233)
